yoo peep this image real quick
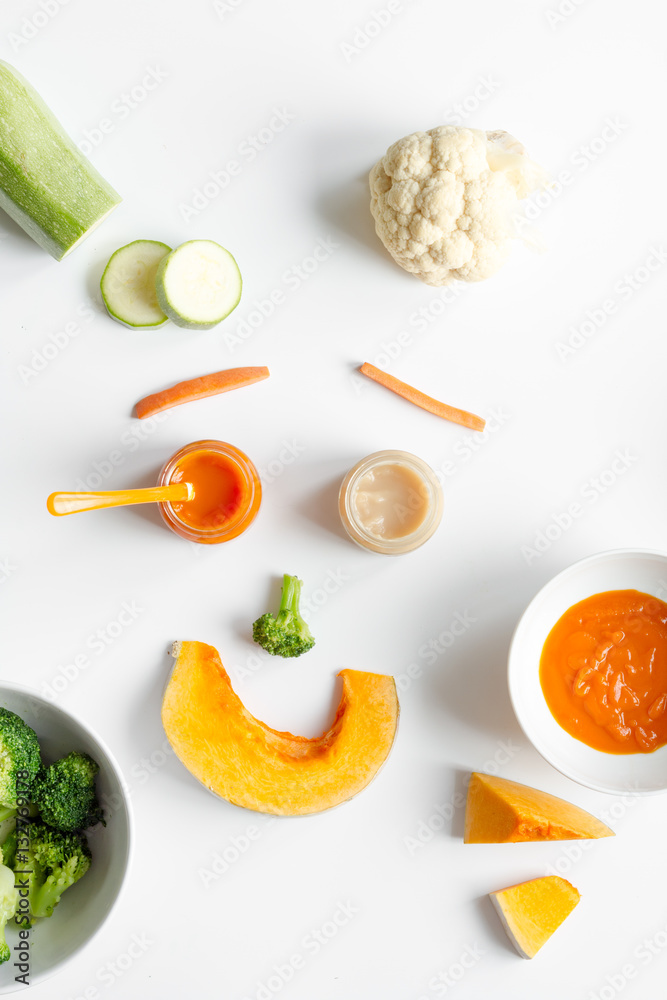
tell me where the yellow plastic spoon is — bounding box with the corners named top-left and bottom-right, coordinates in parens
top-left (47, 483), bottom-right (194, 516)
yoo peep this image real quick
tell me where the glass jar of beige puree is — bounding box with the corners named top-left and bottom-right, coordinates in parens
top-left (338, 450), bottom-right (443, 554)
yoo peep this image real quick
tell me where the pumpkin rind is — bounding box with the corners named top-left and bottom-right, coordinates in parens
top-left (161, 640), bottom-right (399, 816)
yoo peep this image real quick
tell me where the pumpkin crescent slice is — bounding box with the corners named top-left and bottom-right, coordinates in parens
top-left (161, 640), bottom-right (400, 816)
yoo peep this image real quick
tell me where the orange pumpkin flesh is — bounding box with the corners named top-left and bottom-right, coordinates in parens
top-left (161, 640), bottom-right (400, 816)
top-left (464, 772), bottom-right (614, 843)
top-left (489, 876), bottom-right (581, 958)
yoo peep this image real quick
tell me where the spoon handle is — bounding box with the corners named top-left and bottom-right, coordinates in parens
top-left (47, 483), bottom-right (194, 516)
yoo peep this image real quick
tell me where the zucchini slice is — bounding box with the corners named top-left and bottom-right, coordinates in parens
top-left (101, 240), bottom-right (171, 328)
top-left (155, 240), bottom-right (242, 330)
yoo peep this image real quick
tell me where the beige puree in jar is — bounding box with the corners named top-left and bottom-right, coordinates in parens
top-left (354, 462), bottom-right (429, 538)
top-left (339, 450), bottom-right (443, 554)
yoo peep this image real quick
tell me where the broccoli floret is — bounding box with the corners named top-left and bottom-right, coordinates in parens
top-left (31, 751), bottom-right (104, 832)
top-left (0, 709), bottom-right (41, 808)
top-left (0, 864), bottom-right (18, 963)
top-left (252, 574), bottom-right (315, 658)
top-left (0, 827), bottom-right (16, 872)
top-left (23, 822), bottom-right (91, 920)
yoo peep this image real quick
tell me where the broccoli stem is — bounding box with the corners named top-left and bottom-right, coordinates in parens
top-left (279, 574), bottom-right (302, 615)
top-left (0, 864), bottom-right (17, 962)
top-left (0, 914), bottom-right (11, 964)
top-left (31, 871), bottom-right (77, 920)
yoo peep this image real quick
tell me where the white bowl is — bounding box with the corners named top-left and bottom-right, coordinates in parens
top-left (508, 549), bottom-right (667, 795)
top-left (0, 685), bottom-right (132, 993)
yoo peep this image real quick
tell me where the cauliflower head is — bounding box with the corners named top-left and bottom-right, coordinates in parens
top-left (369, 126), bottom-right (546, 286)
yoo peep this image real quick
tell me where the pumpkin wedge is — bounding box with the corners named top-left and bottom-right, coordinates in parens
top-left (464, 772), bottom-right (614, 843)
top-left (161, 641), bottom-right (399, 816)
top-left (489, 876), bottom-right (581, 958)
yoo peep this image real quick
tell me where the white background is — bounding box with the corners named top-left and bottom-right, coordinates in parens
top-left (1, 0), bottom-right (666, 997)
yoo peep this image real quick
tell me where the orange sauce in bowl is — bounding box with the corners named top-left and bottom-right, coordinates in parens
top-left (540, 590), bottom-right (667, 754)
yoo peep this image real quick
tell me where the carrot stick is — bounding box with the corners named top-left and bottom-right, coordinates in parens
top-left (359, 362), bottom-right (485, 432)
top-left (135, 366), bottom-right (270, 419)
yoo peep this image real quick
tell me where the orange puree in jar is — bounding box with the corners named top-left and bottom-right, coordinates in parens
top-left (540, 590), bottom-right (667, 754)
top-left (158, 440), bottom-right (261, 544)
top-left (170, 452), bottom-right (246, 529)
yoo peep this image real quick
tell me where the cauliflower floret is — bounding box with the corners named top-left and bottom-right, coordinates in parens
top-left (369, 126), bottom-right (547, 286)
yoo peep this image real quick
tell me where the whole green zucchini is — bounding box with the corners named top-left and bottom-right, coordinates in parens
top-left (0, 61), bottom-right (121, 260)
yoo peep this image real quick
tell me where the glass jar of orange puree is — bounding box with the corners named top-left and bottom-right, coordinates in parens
top-left (158, 440), bottom-right (261, 544)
